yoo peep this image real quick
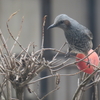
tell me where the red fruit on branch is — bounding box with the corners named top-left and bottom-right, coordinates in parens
top-left (76, 49), bottom-right (99, 74)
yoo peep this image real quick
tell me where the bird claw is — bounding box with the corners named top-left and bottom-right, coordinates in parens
top-left (65, 52), bottom-right (71, 58)
top-left (86, 58), bottom-right (90, 66)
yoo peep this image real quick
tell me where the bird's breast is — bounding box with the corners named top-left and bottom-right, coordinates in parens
top-left (64, 30), bottom-right (92, 50)
top-left (64, 30), bottom-right (81, 45)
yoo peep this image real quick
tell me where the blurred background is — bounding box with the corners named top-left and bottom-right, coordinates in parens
top-left (0, 0), bottom-right (100, 100)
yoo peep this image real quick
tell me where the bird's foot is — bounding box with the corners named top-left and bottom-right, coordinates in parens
top-left (65, 52), bottom-right (71, 58)
top-left (86, 58), bottom-right (91, 67)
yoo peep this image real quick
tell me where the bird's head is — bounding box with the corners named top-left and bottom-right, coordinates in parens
top-left (47, 14), bottom-right (72, 30)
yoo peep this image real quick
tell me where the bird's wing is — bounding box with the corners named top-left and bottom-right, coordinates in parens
top-left (85, 29), bottom-right (93, 40)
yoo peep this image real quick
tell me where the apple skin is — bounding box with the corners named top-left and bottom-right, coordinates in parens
top-left (76, 49), bottom-right (99, 74)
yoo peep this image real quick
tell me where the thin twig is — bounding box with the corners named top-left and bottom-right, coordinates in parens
top-left (8, 10), bottom-right (19, 21)
top-left (28, 69), bottom-right (88, 85)
top-left (41, 15), bottom-right (47, 49)
top-left (10, 16), bottom-right (24, 54)
top-left (72, 69), bottom-right (99, 100)
top-left (6, 12), bottom-right (38, 64)
top-left (23, 42), bottom-right (32, 58)
top-left (51, 42), bottom-right (67, 61)
top-left (15, 42), bottom-right (34, 59)
top-left (94, 75), bottom-right (99, 100)
top-left (50, 58), bottom-right (71, 69)
top-left (39, 15), bottom-right (47, 59)
top-left (85, 75), bottom-right (100, 88)
top-left (33, 48), bottom-right (66, 57)
top-left (0, 83), bottom-right (7, 100)
top-left (40, 86), bottom-right (60, 100)
top-left (0, 30), bottom-right (10, 56)
top-left (75, 45), bottom-right (100, 64)
top-left (32, 90), bottom-right (41, 100)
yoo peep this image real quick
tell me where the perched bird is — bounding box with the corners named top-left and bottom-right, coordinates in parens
top-left (47, 14), bottom-right (93, 55)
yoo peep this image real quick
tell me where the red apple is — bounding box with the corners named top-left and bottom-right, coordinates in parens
top-left (76, 49), bottom-right (99, 74)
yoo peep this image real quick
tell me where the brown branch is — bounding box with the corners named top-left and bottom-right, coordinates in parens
top-left (40, 86), bottom-right (60, 100)
top-left (38, 15), bottom-right (47, 59)
top-left (0, 30), bottom-right (10, 56)
top-left (28, 69), bottom-right (90, 85)
top-left (72, 69), bottom-right (99, 100)
top-left (8, 11), bottom-right (19, 21)
top-left (50, 42), bottom-right (67, 63)
top-left (10, 16), bottom-right (24, 54)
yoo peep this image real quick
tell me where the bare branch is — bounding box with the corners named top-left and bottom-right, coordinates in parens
top-left (0, 30), bottom-right (10, 56)
top-left (72, 69), bottom-right (99, 100)
top-left (52, 42), bottom-right (67, 61)
top-left (40, 86), bottom-right (60, 100)
top-left (10, 16), bottom-right (24, 54)
top-left (8, 11), bottom-right (19, 22)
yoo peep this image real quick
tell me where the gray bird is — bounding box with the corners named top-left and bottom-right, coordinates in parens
top-left (47, 14), bottom-right (93, 55)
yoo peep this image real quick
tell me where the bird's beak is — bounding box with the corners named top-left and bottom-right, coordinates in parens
top-left (47, 24), bottom-right (56, 30)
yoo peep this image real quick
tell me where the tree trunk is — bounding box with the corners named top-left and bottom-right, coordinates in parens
top-left (16, 87), bottom-right (24, 100)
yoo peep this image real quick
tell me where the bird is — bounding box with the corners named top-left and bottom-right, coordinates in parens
top-left (47, 14), bottom-right (93, 56)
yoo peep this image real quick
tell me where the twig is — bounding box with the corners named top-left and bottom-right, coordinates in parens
top-left (0, 84), bottom-right (7, 100)
top-left (51, 42), bottom-right (67, 61)
top-left (28, 69), bottom-right (88, 85)
top-left (49, 59), bottom-right (63, 66)
top-left (8, 10), bottom-right (19, 21)
top-left (41, 15), bottom-right (47, 49)
top-left (40, 86), bottom-right (60, 100)
top-left (0, 30), bottom-right (10, 56)
top-left (3, 54), bottom-right (11, 69)
top-left (50, 58), bottom-right (71, 69)
top-left (75, 45), bottom-right (100, 64)
top-left (33, 48), bottom-right (66, 57)
top-left (6, 11), bottom-right (27, 55)
top-left (94, 83), bottom-right (98, 100)
top-left (94, 75), bottom-right (99, 100)
top-left (26, 85), bottom-right (41, 100)
top-left (15, 42), bottom-right (34, 59)
top-left (52, 60), bottom-right (75, 72)
top-left (85, 75), bottom-right (100, 88)
top-left (6, 11), bottom-right (38, 64)
top-left (51, 53), bottom-right (100, 72)
top-left (10, 16), bottom-right (24, 54)
top-left (39, 15), bottom-right (47, 59)
top-left (72, 69), bottom-right (99, 100)
top-left (32, 90), bottom-right (41, 100)
top-left (23, 42), bottom-right (32, 58)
